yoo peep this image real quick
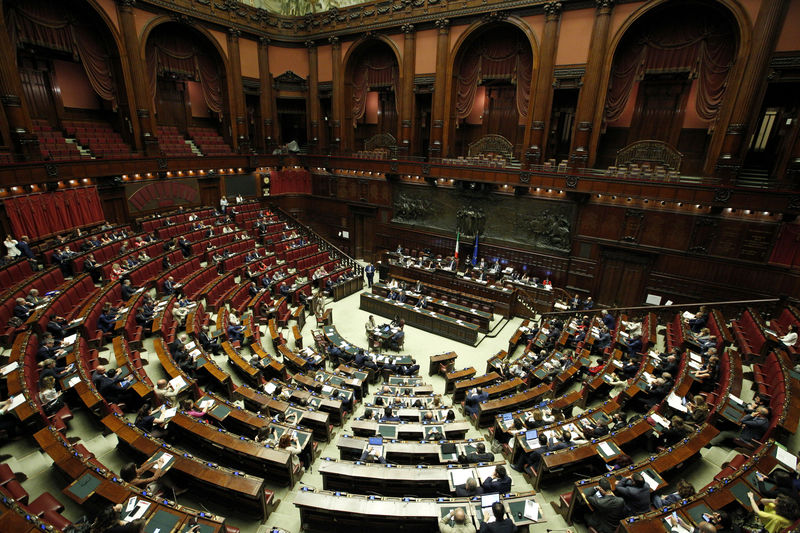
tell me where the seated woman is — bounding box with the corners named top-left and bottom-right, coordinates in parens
top-left (119, 461), bottom-right (166, 494)
top-left (693, 356), bottom-right (720, 393)
top-left (747, 492), bottom-right (798, 533)
top-left (277, 432), bottom-right (304, 470)
top-left (684, 395), bottom-right (710, 424)
top-left (38, 375), bottom-right (63, 416)
top-left (134, 402), bottom-right (168, 438)
top-left (179, 399), bottom-right (209, 420)
top-left (109, 263), bottom-right (125, 282)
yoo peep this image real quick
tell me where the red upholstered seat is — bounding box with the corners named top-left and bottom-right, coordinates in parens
top-left (28, 492), bottom-right (65, 516)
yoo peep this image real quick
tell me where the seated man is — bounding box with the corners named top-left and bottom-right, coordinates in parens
top-left (227, 322), bottom-right (246, 344)
top-left (458, 442), bottom-right (494, 464)
top-left (479, 501), bottom-right (515, 533)
top-left (163, 276), bottom-right (177, 295)
top-left (464, 387), bottom-right (488, 417)
top-left (709, 406), bottom-right (770, 448)
top-left (97, 305), bottom-right (118, 334)
top-left (46, 314), bottom-right (69, 341)
top-left (198, 324), bottom-right (221, 355)
top-left (13, 298), bottom-right (31, 321)
top-left (439, 507), bottom-right (475, 533)
top-left (614, 473), bottom-right (652, 516)
top-left (120, 279), bottom-right (138, 301)
top-left (510, 433), bottom-right (549, 472)
top-left (585, 477), bottom-right (627, 533)
top-left (359, 446), bottom-right (387, 464)
top-left (92, 365), bottom-right (132, 405)
top-left (455, 477), bottom-right (484, 497)
top-left (380, 405), bottom-right (401, 422)
top-left (481, 465), bottom-right (511, 493)
top-left (153, 379), bottom-right (179, 405)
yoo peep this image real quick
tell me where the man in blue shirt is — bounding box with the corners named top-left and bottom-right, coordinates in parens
top-left (364, 263), bottom-right (375, 287)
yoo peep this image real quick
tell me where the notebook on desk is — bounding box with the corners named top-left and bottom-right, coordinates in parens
top-left (367, 436), bottom-right (384, 457)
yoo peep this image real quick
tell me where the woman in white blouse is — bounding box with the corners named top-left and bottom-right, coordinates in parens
top-left (4, 235), bottom-right (20, 258)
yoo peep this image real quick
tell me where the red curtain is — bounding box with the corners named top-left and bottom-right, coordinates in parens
top-left (454, 33), bottom-right (533, 120)
top-left (770, 223), bottom-right (800, 267)
top-left (351, 48), bottom-right (398, 126)
top-left (3, 187), bottom-right (105, 240)
top-left (7, 0), bottom-right (117, 108)
top-left (604, 6), bottom-right (736, 123)
top-left (270, 170), bottom-right (311, 196)
top-left (146, 32), bottom-right (223, 114)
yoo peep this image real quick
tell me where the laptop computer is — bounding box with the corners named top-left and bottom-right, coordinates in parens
top-left (367, 436), bottom-right (384, 457)
top-left (525, 430), bottom-right (538, 442)
top-left (481, 493), bottom-right (500, 508)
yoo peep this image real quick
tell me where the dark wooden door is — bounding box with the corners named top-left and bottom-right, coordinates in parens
top-left (595, 249), bottom-right (652, 308)
top-left (156, 79), bottom-right (188, 130)
top-left (629, 77), bottom-right (690, 147)
top-left (19, 59), bottom-right (59, 123)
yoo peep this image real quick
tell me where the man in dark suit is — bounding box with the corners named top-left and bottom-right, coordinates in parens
top-left (364, 263), bottom-right (375, 287)
top-left (465, 387), bottom-right (488, 417)
top-left (709, 406), bottom-right (770, 447)
top-left (510, 433), bottom-right (549, 472)
top-left (178, 238), bottom-right (191, 257)
top-left (614, 473), bottom-right (652, 516)
top-left (46, 315), bottom-right (68, 341)
top-left (227, 323), bottom-right (245, 344)
top-left (16, 236), bottom-right (34, 260)
top-left (601, 310), bottom-right (616, 331)
top-left (479, 502), bottom-right (515, 533)
top-left (481, 465), bottom-right (511, 493)
top-left (163, 276), bottom-right (176, 295)
top-left (198, 325), bottom-right (221, 355)
top-left (92, 365), bottom-right (131, 405)
top-left (120, 279), bottom-right (137, 301)
top-left (97, 308), bottom-right (117, 334)
top-left (13, 298), bottom-right (31, 321)
top-left (455, 477), bottom-right (483, 497)
top-left (36, 337), bottom-right (62, 362)
top-left (459, 442), bottom-right (495, 464)
top-left (586, 477), bottom-right (627, 533)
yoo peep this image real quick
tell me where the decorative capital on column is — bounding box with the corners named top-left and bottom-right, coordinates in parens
top-left (595, 0), bottom-right (614, 10)
top-left (305, 40), bottom-right (316, 48)
top-left (481, 11), bottom-right (508, 24)
top-left (543, 1), bottom-right (562, 19)
top-left (435, 18), bottom-right (450, 32)
top-left (401, 23), bottom-right (415, 34)
top-left (115, 0), bottom-right (136, 8)
top-left (227, 27), bottom-right (241, 38)
top-left (328, 36), bottom-right (340, 48)
top-left (259, 36), bottom-right (271, 46)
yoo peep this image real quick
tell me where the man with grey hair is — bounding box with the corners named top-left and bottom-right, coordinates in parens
top-left (439, 507), bottom-right (475, 533)
top-left (455, 477), bottom-right (483, 497)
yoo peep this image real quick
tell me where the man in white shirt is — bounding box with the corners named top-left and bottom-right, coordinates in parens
top-left (780, 324), bottom-right (798, 348)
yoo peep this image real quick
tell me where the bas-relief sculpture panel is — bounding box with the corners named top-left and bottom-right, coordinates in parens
top-left (390, 184), bottom-right (575, 253)
top-left (246, 0), bottom-right (364, 16)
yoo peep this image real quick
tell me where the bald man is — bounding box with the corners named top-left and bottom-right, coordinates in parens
top-left (154, 379), bottom-right (178, 405)
top-left (439, 507), bottom-right (476, 533)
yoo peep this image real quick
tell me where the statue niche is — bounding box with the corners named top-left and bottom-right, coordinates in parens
top-left (456, 205), bottom-right (486, 238)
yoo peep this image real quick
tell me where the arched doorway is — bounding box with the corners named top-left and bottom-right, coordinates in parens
top-left (144, 22), bottom-right (231, 156)
top-left (449, 23), bottom-right (534, 164)
top-left (4, 0), bottom-right (134, 156)
top-left (596, 0), bottom-right (739, 176)
top-left (343, 38), bottom-right (400, 154)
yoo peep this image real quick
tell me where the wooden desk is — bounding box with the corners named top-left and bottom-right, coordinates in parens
top-left (373, 283), bottom-right (492, 331)
top-left (102, 413), bottom-right (270, 520)
top-left (294, 487), bottom-right (542, 533)
top-left (336, 435), bottom-right (487, 465)
top-left (429, 351), bottom-right (458, 376)
top-left (318, 459), bottom-right (506, 497)
top-left (360, 292), bottom-right (479, 345)
top-left (445, 368), bottom-right (477, 394)
top-left (350, 419), bottom-right (471, 441)
top-left (452, 372), bottom-right (500, 402)
top-left (234, 385), bottom-right (333, 442)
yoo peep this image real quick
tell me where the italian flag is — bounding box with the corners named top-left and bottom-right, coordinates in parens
top-left (454, 230), bottom-right (460, 259)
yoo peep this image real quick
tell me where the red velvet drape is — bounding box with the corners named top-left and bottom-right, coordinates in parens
top-left (4, 187), bottom-right (105, 240)
top-left (770, 223), bottom-right (800, 267)
top-left (7, 0), bottom-right (117, 108)
top-left (270, 170), bottom-right (311, 196)
top-left (454, 33), bottom-right (532, 120)
top-left (604, 6), bottom-right (736, 123)
top-left (351, 48), bottom-right (398, 126)
top-left (146, 32), bottom-right (224, 114)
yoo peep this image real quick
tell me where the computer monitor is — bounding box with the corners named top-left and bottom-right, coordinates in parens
top-left (481, 493), bottom-right (500, 508)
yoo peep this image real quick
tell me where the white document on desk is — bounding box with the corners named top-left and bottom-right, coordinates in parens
top-left (449, 468), bottom-right (475, 488)
top-left (667, 393), bottom-right (688, 412)
top-left (641, 471), bottom-right (659, 491)
top-left (598, 441), bottom-right (615, 456)
top-left (776, 446), bottom-right (798, 471)
top-left (523, 499), bottom-right (540, 520)
top-left (476, 465), bottom-right (498, 483)
top-left (1, 361), bottom-right (19, 375)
